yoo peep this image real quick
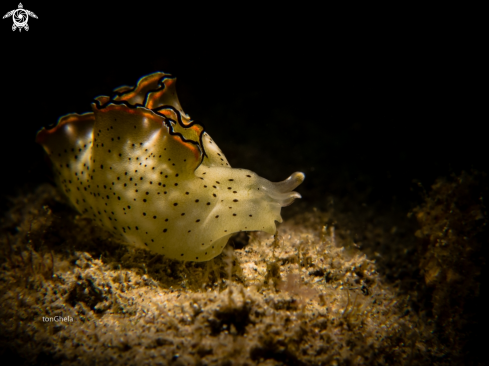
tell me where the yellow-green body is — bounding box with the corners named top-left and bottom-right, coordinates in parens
top-left (37, 72), bottom-right (304, 261)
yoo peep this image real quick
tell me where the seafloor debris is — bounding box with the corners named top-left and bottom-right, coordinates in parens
top-left (3, 178), bottom-right (478, 365)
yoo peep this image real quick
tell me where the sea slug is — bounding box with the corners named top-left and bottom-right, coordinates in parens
top-left (36, 72), bottom-right (304, 261)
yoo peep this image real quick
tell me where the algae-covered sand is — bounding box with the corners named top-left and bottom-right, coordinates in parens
top-left (1, 170), bottom-right (485, 365)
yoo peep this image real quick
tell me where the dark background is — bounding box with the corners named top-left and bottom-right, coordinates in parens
top-left (0, 3), bottom-right (484, 213)
top-left (0, 5), bottom-right (486, 364)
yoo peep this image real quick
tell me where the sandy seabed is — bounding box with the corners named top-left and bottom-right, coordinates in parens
top-left (0, 173), bottom-right (485, 365)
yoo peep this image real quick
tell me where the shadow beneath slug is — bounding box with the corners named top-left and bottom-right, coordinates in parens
top-left (228, 231), bottom-right (250, 250)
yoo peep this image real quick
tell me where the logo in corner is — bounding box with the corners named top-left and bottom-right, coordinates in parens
top-left (3, 3), bottom-right (37, 32)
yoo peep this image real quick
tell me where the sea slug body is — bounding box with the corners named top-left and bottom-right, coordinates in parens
top-left (36, 72), bottom-right (305, 261)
